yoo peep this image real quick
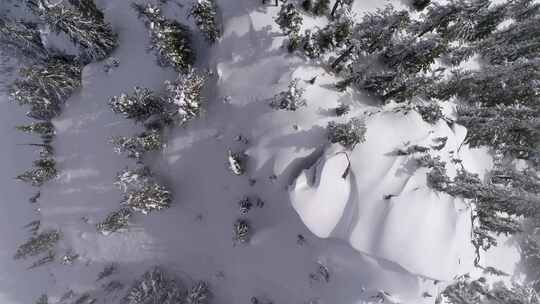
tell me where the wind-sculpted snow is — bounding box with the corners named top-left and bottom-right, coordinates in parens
top-left (290, 111), bottom-right (490, 280)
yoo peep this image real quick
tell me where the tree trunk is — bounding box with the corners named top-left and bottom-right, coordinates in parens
top-left (331, 45), bottom-right (354, 69)
top-left (330, 0), bottom-right (341, 19)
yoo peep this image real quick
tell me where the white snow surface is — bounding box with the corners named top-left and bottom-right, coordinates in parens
top-left (0, 0), bottom-right (522, 304)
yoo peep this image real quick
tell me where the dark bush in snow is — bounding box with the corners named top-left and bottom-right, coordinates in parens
top-left (327, 118), bottom-right (366, 149)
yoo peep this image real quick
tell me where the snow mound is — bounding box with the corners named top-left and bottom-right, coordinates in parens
top-left (290, 110), bottom-right (490, 280)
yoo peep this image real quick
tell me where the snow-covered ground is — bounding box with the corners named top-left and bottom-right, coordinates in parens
top-left (0, 0), bottom-right (523, 303)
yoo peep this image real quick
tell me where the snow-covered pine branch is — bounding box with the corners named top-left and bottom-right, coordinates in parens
top-left (114, 167), bottom-right (172, 215)
top-left (121, 183), bottom-right (171, 215)
top-left (28, 0), bottom-right (117, 63)
top-left (0, 18), bottom-right (49, 61)
top-left (123, 267), bottom-right (183, 304)
top-left (9, 56), bottom-right (82, 120)
top-left (111, 130), bottom-right (165, 161)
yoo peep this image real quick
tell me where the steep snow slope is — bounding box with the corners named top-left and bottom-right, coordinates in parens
top-left (0, 0), bottom-right (522, 304)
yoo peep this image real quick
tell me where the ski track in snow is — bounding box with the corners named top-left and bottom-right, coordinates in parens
top-left (0, 0), bottom-right (522, 303)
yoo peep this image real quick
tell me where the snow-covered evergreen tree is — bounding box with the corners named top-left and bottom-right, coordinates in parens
top-left (436, 60), bottom-right (539, 107)
top-left (275, 3), bottom-right (303, 35)
top-left (114, 167), bottom-right (153, 193)
top-left (97, 208), bottom-right (132, 235)
top-left (164, 70), bottom-right (208, 125)
top-left (381, 35), bottom-right (447, 74)
top-left (440, 275), bottom-right (489, 304)
top-left (111, 130), bottom-right (164, 160)
top-left (0, 18), bottom-right (48, 61)
top-left (109, 87), bottom-right (165, 123)
top-left (331, 5), bottom-right (410, 68)
top-left (477, 17), bottom-right (540, 65)
top-left (427, 0), bottom-right (507, 43)
top-left (352, 5), bottom-right (410, 54)
top-left (123, 267), bottom-right (182, 304)
top-left (115, 167), bottom-right (172, 215)
top-left (133, 3), bottom-right (195, 72)
top-left (16, 158), bottom-right (57, 187)
top-left (189, 0), bottom-right (221, 43)
top-left (421, 159), bottom-right (540, 264)
top-left (14, 229), bottom-right (61, 260)
top-left (121, 182), bottom-right (171, 215)
top-left (337, 65), bottom-right (443, 103)
top-left (28, 0), bottom-right (117, 62)
top-left (327, 118), bottom-right (366, 149)
top-left (297, 11), bottom-right (353, 58)
top-left (409, 0), bottom-right (484, 39)
top-left (10, 56), bottom-right (81, 120)
top-left (270, 79), bottom-right (306, 111)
